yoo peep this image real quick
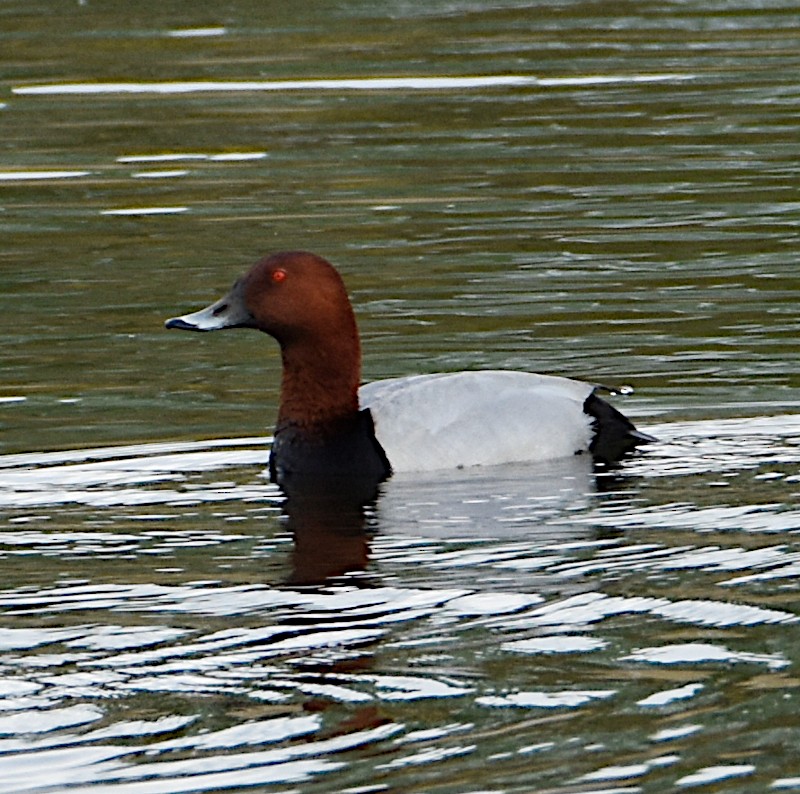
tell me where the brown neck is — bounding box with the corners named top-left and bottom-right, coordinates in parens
top-left (276, 330), bottom-right (361, 432)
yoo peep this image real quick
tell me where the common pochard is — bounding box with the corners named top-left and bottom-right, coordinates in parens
top-left (166, 251), bottom-right (654, 486)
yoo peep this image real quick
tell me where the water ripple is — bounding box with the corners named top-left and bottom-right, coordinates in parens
top-left (0, 415), bottom-right (797, 791)
top-left (13, 73), bottom-right (694, 96)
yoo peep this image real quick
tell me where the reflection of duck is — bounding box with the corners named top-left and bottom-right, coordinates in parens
top-left (166, 251), bottom-right (654, 488)
top-left (278, 473), bottom-right (379, 585)
top-left (378, 457), bottom-right (596, 540)
top-left (283, 486), bottom-right (374, 585)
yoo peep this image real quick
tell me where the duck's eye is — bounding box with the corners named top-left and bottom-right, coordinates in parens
top-left (271, 268), bottom-right (287, 284)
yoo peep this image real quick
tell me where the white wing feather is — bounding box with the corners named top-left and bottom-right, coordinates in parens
top-left (359, 370), bottom-right (594, 472)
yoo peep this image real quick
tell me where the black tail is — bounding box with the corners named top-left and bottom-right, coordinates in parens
top-left (583, 392), bottom-right (656, 466)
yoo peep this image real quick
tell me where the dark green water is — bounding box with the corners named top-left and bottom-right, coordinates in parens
top-left (1, 2), bottom-right (799, 792)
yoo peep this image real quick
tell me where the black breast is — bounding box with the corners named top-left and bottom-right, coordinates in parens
top-left (269, 408), bottom-right (392, 490)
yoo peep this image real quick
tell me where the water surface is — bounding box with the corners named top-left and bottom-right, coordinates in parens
top-left (1, 1), bottom-right (799, 791)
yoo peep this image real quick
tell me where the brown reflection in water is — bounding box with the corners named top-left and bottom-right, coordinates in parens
top-left (280, 473), bottom-right (382, 586)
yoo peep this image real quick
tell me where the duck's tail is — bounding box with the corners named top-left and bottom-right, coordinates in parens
top-left (583, 391), bottom-right (657, 466)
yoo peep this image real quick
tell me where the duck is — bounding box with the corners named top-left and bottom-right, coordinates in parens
top-left (165, 251), bottom-right (654, 487)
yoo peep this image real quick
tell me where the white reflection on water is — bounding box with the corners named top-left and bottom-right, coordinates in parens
top-left (0, 438), bottom-right (273, 509)
top-left (131, 170), bottom-right (189, 179)
top-left (0, 171), bottom-right (91, 181)
top-left (13, 73), bottom-right (695, 95)
top-left (117, 154), bottom-right (209, 163)
top-left (100, 207), bottom-right (189, 216)
top-left (637, 683), bottom-right (704, 708)
top-left (117, 152), bottom-right (267, 163)
top-left (0, 413), bottom-right (798, 791)
top-left (166, 27), bottom-right (227, 38)
top-left (676, 764), bottom-right (756, 788)
top-left (624, 642), bottom-right (789, 670)
top-left (478, 689), bottom-right (615, 709)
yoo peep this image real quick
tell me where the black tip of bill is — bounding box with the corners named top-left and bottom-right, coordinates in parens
top-left (165, 316), bottom-right (204, 331)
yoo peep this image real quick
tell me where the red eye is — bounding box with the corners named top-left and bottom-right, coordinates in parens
top-left (271, 268), bottom-right (287, 283)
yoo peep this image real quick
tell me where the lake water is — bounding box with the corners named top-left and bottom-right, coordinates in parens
top-left (1, 1), bottom-right (799, 791)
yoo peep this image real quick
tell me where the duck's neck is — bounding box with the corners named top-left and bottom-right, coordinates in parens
top-left (276, 332), bottom-right (361, 434)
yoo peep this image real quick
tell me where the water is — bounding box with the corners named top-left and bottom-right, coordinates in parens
top-left (2, 0), bottom-right (800, 791)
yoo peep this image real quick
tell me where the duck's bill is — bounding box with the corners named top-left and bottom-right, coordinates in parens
top-left (165, 284), bottom-right (255, 332)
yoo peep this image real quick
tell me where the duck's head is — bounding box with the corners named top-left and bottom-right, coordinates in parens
top-left (165, 250), bottom-right (356, 347)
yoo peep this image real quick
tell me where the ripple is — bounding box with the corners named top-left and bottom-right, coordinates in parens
top-left (624, 643), bottom-right (789, 670)
top-left (478, 689), bottom-right (615, 709)
top-left (166, 27), bottom-right (227, 38)
top-left (130, 170), bottom-right (189, 179)
top-left (100, 207), bottom-right (189, 216)
top-left (0, 705), bottom-right (103, 735)
top-left (0, 438), bottom-right (273, 509)
top-left (637, 683), bottom-right (704, 707)
top-left (0, 171), bottom-right (91, 181)
top-left (370, 674), bottom-right (473, 701)
top-left (677, 765), bottom-right (756, 788)
top-left (502, 636), bottom-right (607, 655)
top-left (377, 743), bottom-right (475, 771)
top-left (0, 416), bottom-right (797, 791)
top-left (13, 73), bottom-right (694, 96)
